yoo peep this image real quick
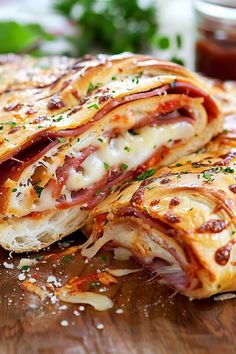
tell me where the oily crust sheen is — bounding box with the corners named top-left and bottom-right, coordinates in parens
top-left (0, 53), bottom-right (222, 252)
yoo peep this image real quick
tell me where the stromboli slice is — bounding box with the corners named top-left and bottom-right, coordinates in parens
top-left (83, 115), bottom-right (236, 299)
top-left (0, 53), bottom-right (221, 252)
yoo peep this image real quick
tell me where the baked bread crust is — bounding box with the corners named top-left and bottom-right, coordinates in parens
top-left (0, 54), bottom-right (222, 252)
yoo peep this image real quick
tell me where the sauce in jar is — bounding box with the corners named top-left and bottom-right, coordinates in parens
top-left (194, 0), bottom-right (236, 80)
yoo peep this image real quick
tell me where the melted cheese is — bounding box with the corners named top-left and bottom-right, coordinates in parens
top-left (66, 121), bottom-right (194, 191)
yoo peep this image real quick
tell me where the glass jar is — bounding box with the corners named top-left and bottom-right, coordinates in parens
top-left (194, 0), bottom-right (236, 80)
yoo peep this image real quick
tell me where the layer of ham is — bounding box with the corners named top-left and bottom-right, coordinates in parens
top-left (0, 82), bottom-right (216, 217)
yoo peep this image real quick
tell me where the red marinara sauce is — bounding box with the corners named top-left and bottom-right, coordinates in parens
top-left (194, 0), bottom-right (236, 80)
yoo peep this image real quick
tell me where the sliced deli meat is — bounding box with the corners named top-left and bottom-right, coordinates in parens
top-left (0, 53), bottom-right (222, 252)
top-left (83, 113), bottom-right (236, 299)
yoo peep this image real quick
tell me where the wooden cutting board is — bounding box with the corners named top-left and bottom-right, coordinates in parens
top-left (0, 232), bottom-right (236, 354)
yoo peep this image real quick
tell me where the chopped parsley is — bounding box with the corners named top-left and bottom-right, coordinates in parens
top-left (121, 163), bottom-right (128, 171)
top-left (57, 137), bottom-right (66, 143)
top-left (224, 167), bottom-right (234, 174)
top-left (5, 121), bottom-right (16, 126)
top-left (101, 255), bottom-right (107, 262)
top-left (12, 188), bottom-right (17, 192)
top-left (87, 103), bottom-right (99, 110)
top-left (136, 169), bottom-right (157, 181)
top-left (54, 115), bottom-right (63, 122)
top-left (63, 255), bottom-right (72, 263)
top-left (124, 146), bottom-right (131, 152)
top-left (87, 82), bottom-right (94, 93)
top-left (21, 265), bottom-right (29, 271)
top-left (147, 185), bottom-right (155, 190)
top-left (0, 126), bottom-right (3, 130)
top-left (35, 255), bottom-right (44, 260)
top-left (203, 171), bottom-right (214, 182)
top-left (128, 129), bottom-right (139, 136)
top-left (90, 281), bottom-right (100, 288)
top-left (112, 76), bottom-right (117, 81)
top-left (95, 189), bottom-right (102, 196)
top-left (175, 163), bottom-right (183, 167)
top-left (87, 82), bottom-right (102, 93)
top-left (98, 137), bottom-right (104, 143)
top-left (77, 138), bottom-right (80, 143)
top-left (34, 186), bottom-right (44, 198)
top-left (103, 162), bottom-right (109, 170)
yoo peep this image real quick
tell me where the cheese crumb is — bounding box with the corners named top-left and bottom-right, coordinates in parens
top-left (96, 323), bottom-right (104, 330)
top-left (28, 278), bottom-right (36, 283)
top-left (73, 310), bottom-right (80, 316)
top-left (79, 305), bottom-right (85, 311)
top-left (3, 261), bottom-right (14, 269)
top-left (47, 275), bottom-right (62, 288)
top-left (60, 320), bottom-right (69, 327)
top-left (115, 309), bottom-right (124, 314)
top-left (18, 273), bottom-right (26, 281)
top-left (214, 293), bottom-right (236, 301)
top-left (59, 305), bottom-right (68, 310)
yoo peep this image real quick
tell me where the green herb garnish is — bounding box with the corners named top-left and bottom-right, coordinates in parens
top-left (103, 162), bottom-right (109, 170)
top-left (136, 169), bottom-right (157, 181)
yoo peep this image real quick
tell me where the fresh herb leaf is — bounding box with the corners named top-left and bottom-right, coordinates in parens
top-left (121, 163), bottom-right (128, 170)
top-left (54, 115), bottom-right (63, 122)
top-left (35, 255), bottom-right (44, 260)
top-left (176, 34), bottom-right (182, 49)
top-left (5, 121), bottom-right (16, 126)
top-left (101, 255), bottom-right (107, 263)
top-left (87, 82), bottom-right (94, 93)
top-left (170, 56), bottom-right (185, 66)
top-left (203, 171), bottom-right (214, 182)
top-left (128, 129), bottom-right (139, 136)
top-left (34, 186), bottom-right (44, 198)
top-left (63, 255), bottom-right (72, 263)
top-left (90, 281), bottom-right (100, 288)
top-left (95, 189), bottom-right (102, 196)
top-left (21, 265), bottom-right (30, 271)
top-left (12, 188), bottom-right (17, 192)
top-left (87, 104), bottom-right (99, 110)
top-left (224, 167), bottom-right (234, 174)
top-left (136, 169), bottom-right (157, 181)
top-left (103, 162), bottom-right (109, 170)
top-left (57, 137), bottom-right (66, 143)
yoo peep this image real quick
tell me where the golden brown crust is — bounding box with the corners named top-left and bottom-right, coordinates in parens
top-left (84, 81), bottom-right (236, 299)
top-left (0, 53), bottom-right (222, 252)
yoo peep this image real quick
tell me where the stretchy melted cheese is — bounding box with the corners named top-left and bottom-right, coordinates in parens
top-left (84, 112), bottom-right (236, 299)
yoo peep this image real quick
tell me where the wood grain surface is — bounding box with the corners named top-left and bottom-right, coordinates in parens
top-left (0, 232), bottom-right (236, 354)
